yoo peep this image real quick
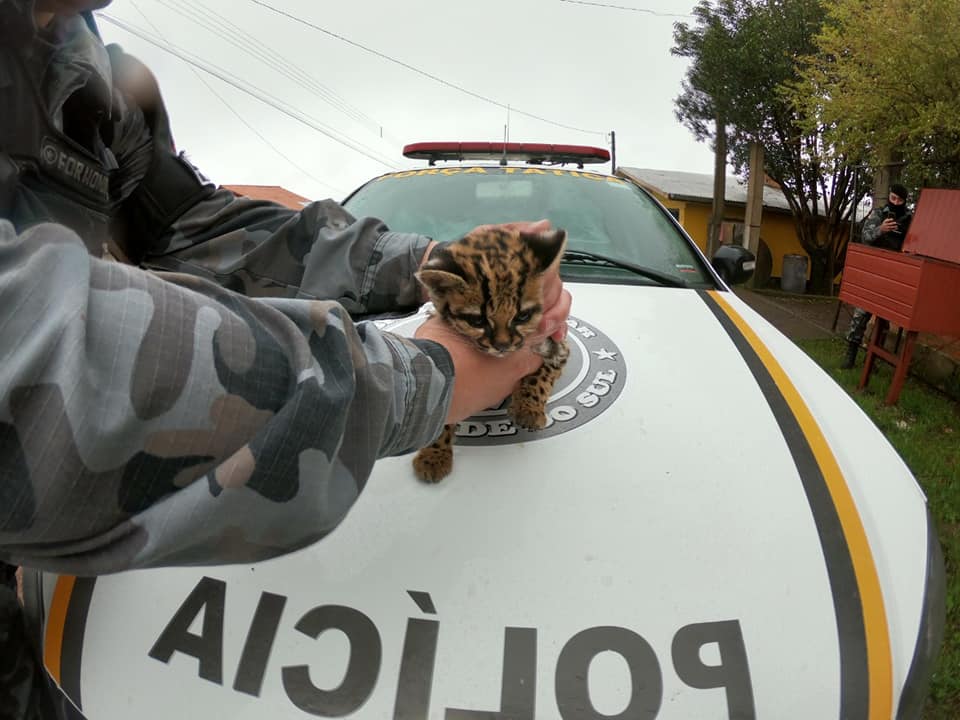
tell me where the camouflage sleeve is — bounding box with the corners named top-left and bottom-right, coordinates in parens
top-left (0, 220), bottom-right (452, 575)
top-left (860, 208), bottom-right (884, 245)
top-left (144, 187), bottom-right (432, 314)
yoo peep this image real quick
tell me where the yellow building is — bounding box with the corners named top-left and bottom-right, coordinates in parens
top-left (618, 167), bottom-right (810, 286)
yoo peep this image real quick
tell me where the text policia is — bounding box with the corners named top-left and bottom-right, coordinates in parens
top-left (148, 576), bottom-right (757, 718)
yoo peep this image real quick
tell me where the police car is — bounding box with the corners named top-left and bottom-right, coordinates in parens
top-left (25, 143), bottom-right (943, 719)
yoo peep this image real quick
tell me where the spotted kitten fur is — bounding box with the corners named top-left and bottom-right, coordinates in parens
top-left (413, 227), bottom-right (570, 482)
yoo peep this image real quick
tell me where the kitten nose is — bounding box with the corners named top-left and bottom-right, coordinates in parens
top-left (493, 330), bottom-right (513, 351)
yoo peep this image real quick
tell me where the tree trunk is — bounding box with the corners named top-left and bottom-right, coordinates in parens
top-left (795, 214), bottom-right (834, 295)
top-left (826, 239), bottom-right (836, 296)
top-left (807, 248), bottom-right (832, 295)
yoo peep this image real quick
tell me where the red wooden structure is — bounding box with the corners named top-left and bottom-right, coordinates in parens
top-left (839, 188), bottom-right (960, 404)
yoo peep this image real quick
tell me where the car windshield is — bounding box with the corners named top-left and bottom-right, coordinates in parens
top-left (343, 166), bottom-right (713, 287)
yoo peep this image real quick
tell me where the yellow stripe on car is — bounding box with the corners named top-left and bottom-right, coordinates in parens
top-left (709, 290), bottom-right (892, 719)
top-left (44, 574), bottom-right (76, 686)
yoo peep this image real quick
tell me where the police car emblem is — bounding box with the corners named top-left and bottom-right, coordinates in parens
top-left (375, 311), bottom-right (626, 446)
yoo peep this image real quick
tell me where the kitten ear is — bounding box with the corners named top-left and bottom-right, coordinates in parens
top-left (522, 228), bottom-right (567, 272)
top-left (417, 244), bottom-right (469, 297)
top-left (421, 243), bottom-right (463, 274)
top-left (417, 269), bottom-right (468, 297)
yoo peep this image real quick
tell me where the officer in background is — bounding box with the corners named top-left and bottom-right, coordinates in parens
top-left (840, 183), bottom-right (913, 369)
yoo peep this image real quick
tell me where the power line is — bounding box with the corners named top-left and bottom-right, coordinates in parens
top-left (129, 0), bottom-right (348, 195)
top-left (161, 0), bottom-right (374, 129)
top-left (193, 0), bottom-right (382, 130)
top-left (249, 0), bottom-right (608, 138)
top-left (101, 11), bottom-right (397, 169)
top-left (157, 0), bottom-right (392, 140)
top-left (559, 0), bottom-right (693, 17)
top-left (97, 13), bottom-right (401, 170)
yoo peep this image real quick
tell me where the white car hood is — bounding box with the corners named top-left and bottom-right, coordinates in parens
top-left (39, 285), bottom-right (933, 720)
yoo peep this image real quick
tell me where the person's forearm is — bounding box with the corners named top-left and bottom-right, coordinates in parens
top-left (0, 221), bottom-right (451, 574)
top-left (144, 189), bottom-right (433, 314)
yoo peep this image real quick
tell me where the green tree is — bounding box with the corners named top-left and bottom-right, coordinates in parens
top-left (796, 0), bottom-right (960, 190)
top-left (672, 0), bottom-right (748, 255)
top-left (673, 0), bottom-right (862, 294)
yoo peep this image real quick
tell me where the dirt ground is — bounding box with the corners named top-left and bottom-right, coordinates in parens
top-left (736, 288), bottom-right (960, 399)
top-left (735, 288), bottom-right (844, 341)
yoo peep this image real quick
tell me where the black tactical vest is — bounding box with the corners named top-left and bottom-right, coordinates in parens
top-left (0, 11), bottom-right (215, 263)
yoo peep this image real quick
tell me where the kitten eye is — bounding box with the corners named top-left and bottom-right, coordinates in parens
top-left (462, 315), bottom-right (486, 328)
top-left (514, 309), bottom-right (533, 323)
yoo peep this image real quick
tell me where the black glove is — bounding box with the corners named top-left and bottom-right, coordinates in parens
top-left (0, 583), bottom-right (35, 720)
top-left (0, 571), bottom-right (64, 720)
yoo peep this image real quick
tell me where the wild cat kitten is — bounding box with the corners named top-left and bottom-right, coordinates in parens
top-left (412, 226), bottom-right (570, 483)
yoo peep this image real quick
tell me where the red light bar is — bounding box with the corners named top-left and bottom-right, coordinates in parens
top-left (403, 142), bottom-right (610, 167)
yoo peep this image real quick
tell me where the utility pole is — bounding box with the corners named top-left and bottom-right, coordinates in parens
top-left (708, 115), bottom-right (727, 257)
top-left (743, 145), bottom-right (765, 246)
top-left (873, 148), bottom-right (904, 206)
top-left (609, 130), bottom-right (616, 173)
top-left (743, 142), bottom-right (765, 288)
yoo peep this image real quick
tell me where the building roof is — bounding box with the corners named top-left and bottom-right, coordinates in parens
top-left (618, 167), bottom-right (792, 213)
top-left (224, 185), bottom-right (312, 210)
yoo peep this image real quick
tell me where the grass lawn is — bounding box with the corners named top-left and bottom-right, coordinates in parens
top-left (796, 337), bottom-right (960, 719)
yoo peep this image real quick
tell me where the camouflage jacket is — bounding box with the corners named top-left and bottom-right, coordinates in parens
top-left (0, 9), bottom-right (454, 575)
top-left (861, 204), bottom-right (912, 252)
top-left (0, 219), bottom-right (452, 575)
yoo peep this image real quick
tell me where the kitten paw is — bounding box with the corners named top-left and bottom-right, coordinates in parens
top-left (509, 403), bottom-right (548, 430)
top-left (413, 447), bottom-right (453, 483)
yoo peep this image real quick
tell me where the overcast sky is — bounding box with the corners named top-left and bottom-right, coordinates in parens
top-left (95, 0), bottom-right (712, 201)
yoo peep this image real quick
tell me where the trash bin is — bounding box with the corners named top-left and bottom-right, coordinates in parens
top-left (781, 254), bottom-right (808, 294)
